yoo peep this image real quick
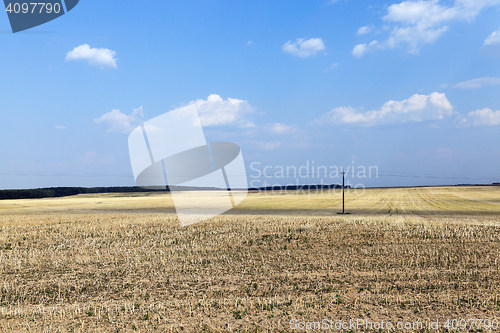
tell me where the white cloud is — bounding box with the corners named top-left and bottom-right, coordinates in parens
top-left (95, 96), bottom-right (254, 133)
top-left (267, 123), bottom-right (296, 135)
top-left (352, 40), bottom-right (380, 58)
top-left (455, 114), bottom-right (469, 128)
top-left (188, 94), bottom-right (254, 128)
top-left (353, 0), bottom-right (500, 57)
top-left (357, 26), bottom-right (373, 35)
top-left (467, 108), bottom-right (500, 126)
top-left (94, 106), bottom-right (144, 133)
top-left (314, 92), bottom-right (454, 126)
top-left (454, 77), bottom-right (500, 89)
top-left (66, 44), bottom-right (118, 69)
top-left (484, 27), bottom-right (500, 46)
top-left (325, 63), bottom-right (339, 72)
top-left (55, 126), bottom-right (67, 130)
top-left (282, 38), bottom-right (326, 58)
top-left (481, 27), bottom-right (500, 56)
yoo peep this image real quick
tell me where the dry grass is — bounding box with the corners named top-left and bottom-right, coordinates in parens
top-left (0, 187), bottom-right (499, 332)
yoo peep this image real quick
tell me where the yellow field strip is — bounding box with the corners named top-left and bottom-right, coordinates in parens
top-left (0, 186), bottom-right (499, 216)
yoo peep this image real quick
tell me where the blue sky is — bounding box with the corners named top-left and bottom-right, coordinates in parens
top-left (1, 0), bottom-right (499, 189)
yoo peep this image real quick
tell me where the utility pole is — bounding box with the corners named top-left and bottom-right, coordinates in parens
top-left (342, 168), bottom-right (345, 214)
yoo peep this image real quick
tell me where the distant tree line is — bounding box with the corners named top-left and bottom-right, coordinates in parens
top-left (2, 183), bottom-right (497, 200)
top-left (0, 187), bottom-right (168, 200)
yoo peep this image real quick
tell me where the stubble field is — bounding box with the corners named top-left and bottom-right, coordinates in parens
top-left (0, 186), bottom-right (500, 332)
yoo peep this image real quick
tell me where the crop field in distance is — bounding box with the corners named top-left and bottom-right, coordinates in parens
top-left (0, 186), bottom-right (499, 332)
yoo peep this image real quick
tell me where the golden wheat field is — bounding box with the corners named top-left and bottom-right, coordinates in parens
top-left (0, 186), bottom-right (500, 332)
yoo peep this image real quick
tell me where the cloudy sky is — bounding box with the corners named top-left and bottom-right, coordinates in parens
top-left (1, 0), bottom-right (499, 189)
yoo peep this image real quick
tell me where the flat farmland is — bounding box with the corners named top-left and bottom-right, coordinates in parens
top-left (0, 187), bottom-right (499, 332)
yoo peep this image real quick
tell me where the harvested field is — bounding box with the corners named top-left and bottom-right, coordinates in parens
top-left (0, 187), bottom-right (499, 332)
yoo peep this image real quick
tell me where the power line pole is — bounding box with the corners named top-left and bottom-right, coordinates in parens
top-left (342, 168), bottom-right (345, 214)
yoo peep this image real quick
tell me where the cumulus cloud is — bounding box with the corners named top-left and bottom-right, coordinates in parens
top-left (454, 77), bottom-right (500, 89)
top-left (481, 27), bottom-right (500, 56)
top-left (455, 115), bottom-right (469, 128)
top-left (357, 26), bottom-right (373, 35)
top-left (467, 108), bottom-right (500, 126)
top-left (352, 41), bottom-right (380, 58)
top-left (266, 123), bottom-right (296, 135)
top-left (282, 38), bottom-right (326, 58)
top-left (187, 94), bottom-right (254, 128)
top-left (314, 92), bottom-right (454, 126)
top-left (484, 27), bottom-right (500, 46)
top-left (94, 96), bottom-right (254, 133)
top-left (66, 44), bottom-right (118, 69)
top-left (94, 106), bottom-right (144, 133)
top-left (353, 0), bottom-right (500, 57)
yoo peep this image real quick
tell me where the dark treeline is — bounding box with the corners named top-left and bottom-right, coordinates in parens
top-left (1, 184), bottom-right (345, 200)
top-left (2, 183), bottom-right (497, 200)
top-left (0, 187), bottom-right (168, 200)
